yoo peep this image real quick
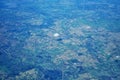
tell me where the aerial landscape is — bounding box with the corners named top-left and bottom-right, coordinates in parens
top-left (0, 0), bottom-right (120, 80)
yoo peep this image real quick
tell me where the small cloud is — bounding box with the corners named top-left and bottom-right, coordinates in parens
top-left (53, 33), bottom-right (60, 37)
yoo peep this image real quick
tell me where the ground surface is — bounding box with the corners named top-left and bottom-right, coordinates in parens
top-left (0, 0), bottom-right (120, 80)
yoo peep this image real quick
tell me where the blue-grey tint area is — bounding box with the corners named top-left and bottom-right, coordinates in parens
top-left (0, 0), bottom-right (120, 80)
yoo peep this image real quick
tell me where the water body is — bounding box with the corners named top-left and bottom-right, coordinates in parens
top-left (0, 0), bottom-right (120, 80)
